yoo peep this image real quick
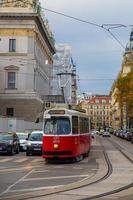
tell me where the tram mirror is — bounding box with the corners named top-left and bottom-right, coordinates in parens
top-left (44, 114), bottom-right (51, 119)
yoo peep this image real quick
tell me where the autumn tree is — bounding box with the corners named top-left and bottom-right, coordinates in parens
top-left (115, 71), bottom-right (133, 128)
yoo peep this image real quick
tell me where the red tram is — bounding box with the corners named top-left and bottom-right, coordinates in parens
top-left (42, 105), bottom-right (92, 161)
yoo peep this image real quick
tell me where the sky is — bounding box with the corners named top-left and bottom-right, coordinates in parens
top-left (40, 0), bottom-right (133, 95)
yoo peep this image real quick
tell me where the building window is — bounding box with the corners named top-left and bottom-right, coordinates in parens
top-left (7, 72), bottom-right (16, 89)
top-left (102, 99), bottom-right (106, 104)
top-left (6, 108), bottom-right (14, 117)
top-left (9, 39), bottom-right (16, 52)
top-left (95, 100), bottom-right (99, 103)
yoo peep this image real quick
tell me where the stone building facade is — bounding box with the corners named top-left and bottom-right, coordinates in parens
top-left (0, 0), bottom-right (56, 121)
top-left (111, 29), bottom-right (133, 129)
top-left (79, 96), bottom-right (112, 130)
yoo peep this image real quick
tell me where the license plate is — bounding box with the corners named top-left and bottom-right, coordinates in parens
top-left (34, 148), bottom-right (41, 151)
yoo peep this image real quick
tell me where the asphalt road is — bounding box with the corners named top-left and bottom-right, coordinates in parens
top-left (0, 145), bottom-right (99, 197)
top-left (0, 135), bottom-right (133, 200)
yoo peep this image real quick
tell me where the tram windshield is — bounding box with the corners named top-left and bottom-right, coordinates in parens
top-left (44, 117), bottom-right (71, 135)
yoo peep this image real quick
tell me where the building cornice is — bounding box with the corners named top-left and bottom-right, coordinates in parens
top-left (0, 13), bottom-right (56, 55)
top-left (4, 65), bottom-right (19, 70)
top-left (0, 53), bottom-right (28, 56)
top-left (0, 92), bottom-right (43, 103)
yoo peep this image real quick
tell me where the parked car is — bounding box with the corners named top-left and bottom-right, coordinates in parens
top-left (16, 132), bottom-right (28, 151)
top-left (119, 130), bottom-right (124, 138)
top-left (26, 130), bottom-right (43, 156)
top-left (0, 132), bottom-right (20, 155)
top-left (127, 130), bottom-right (133, 141)
top-left (95, 130), bottom-right (99, 135)
top-left (113, 129), bottom-right (117, 136)
top-left (91, 131), bottom-right (95, 138)
top-left (130, 129), bottom-right (133, 143)
top-left (102, 131), bottom-right (111, 137)
top-left (115, 129), bottom-right (121, 137)
top-left (123, 131), bottom-right (129, 140)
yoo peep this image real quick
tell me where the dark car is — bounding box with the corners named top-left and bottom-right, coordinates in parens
top-left (130, 129), bottom-right (133, 143)
top-left (127, 130), bottom-right (133, 141)
top-left (26, 130), bottom-right (43, 156)
top-left (0, 132), bottom-right (20, 155)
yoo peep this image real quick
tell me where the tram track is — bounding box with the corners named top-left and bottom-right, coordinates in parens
top-left (107, 137), bottom-right (133, 163)
top-left (80, 137), bottom-right (133, 200)
top-left (1, 136), bottom-right (133, 200)
top-left (29, 137), bottom-right (133, 200)
top-left (0, 138), bottom-right (113, 200)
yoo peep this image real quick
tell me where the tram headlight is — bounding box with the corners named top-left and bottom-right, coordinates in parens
top-left (53, 144), bottom-right (59, 149)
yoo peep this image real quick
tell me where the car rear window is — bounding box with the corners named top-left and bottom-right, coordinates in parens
top-left (0, 134), bottom-right (12, 140)
top-left (28, 133), bottom-right (43, 141)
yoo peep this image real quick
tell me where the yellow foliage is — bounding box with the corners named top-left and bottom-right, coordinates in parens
top-left (115, 72), bottom-right (133, 118)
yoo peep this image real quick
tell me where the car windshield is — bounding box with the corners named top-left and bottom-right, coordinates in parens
top-left (28, 133), bottom-right (43, 141)
top-left (0, 134), bottom-right (12, 140)
top-left (44, 117), bottom-right (71, 135)
top-left (17, 134), bottom-right (28, 140)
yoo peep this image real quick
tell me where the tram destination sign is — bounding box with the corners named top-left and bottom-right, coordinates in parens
top-left (48, 110), bottom-right (65, 115)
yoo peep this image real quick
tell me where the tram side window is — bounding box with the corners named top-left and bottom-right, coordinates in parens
top-left (84, 118), bottom-right (89, 132)
top-left (72, 116), bottom-right (79, 134)
top-left (80, 118), bottom-right (83, 134)
top-left (80, 117), bottom-right (89, 134)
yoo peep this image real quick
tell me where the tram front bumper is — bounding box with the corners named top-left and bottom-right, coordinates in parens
top-left (43, 150), bottom-right (72, 158)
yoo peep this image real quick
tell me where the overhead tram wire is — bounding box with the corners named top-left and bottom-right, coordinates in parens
top-left (42, 7), bottom-right (126, 49)
top-left (0, 58), bottom-right (120, 80)
top-left (0, 0), bottom-right (128, 48)
top-left (42, 8), bottom-right (101, 28)
top-left (79, 78), bottom-right (115, 81)
top-left (100, 24), bottom-right (126, 49)
top-left (0, 67), bottom-right (116, 81)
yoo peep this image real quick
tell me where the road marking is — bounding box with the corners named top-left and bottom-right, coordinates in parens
top-left (73, 167), bottom-right (83, 170)
top-left (0, 166), bottom-right (8, 169)
top-left (32, 170), bottom-right (49, 173)
top-left (8, 185), bottom-right (63, 193)
top-left (91, 150), bottom-right (103, 152)
top-left (30, 158), bottom-right (43, 163)
top-left (0, 169), bottom-right (34, 196)
top-left (53, 166), bottom-right (64, 169)
top-left (14, 158), bottom-right (28, 163)
top-left (0, 158), bottom-right (13, 163)
top-left (0, 166), bottom-right (33, 173)
top-left (23, 174), bottom-right (88, 181)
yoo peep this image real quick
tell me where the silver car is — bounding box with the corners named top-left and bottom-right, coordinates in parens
top-left (16, 132), bottom-right (28, 151)
top-left (26, 131), bottom-right (43, 156)
top-left (102, 131), bottom-right (111, 137)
